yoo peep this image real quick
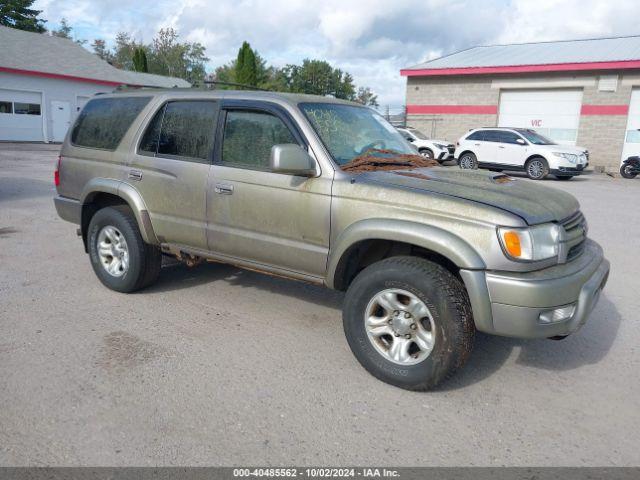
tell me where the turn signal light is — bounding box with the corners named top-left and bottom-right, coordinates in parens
top-left (502, 231), bottom-right (521, 257)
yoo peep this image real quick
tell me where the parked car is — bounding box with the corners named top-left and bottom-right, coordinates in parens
top-left (455, 127), bottom-right (589, 180)
top-left (54, 91), bottom-right (609, 391)
top-left (396, 126), bottom-right (455, 162)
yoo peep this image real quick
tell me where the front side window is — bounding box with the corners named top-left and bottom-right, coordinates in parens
top-left (221, 110), bottom-right (297, 169)
top-left (498, 131), bottom-right (524, 144)
top-left (300, 103), bottom-right (413, 166)
top-left (71, 96), bottom-right (150, 150)
top-left (407, 127), bottom-right (429, 140)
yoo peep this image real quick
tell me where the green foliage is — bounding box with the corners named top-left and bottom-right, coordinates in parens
top-left (0, 0), bottom-right (46, 32)
top-left (132, 47), bottom-right (148, 73)
top-left (279, 59), bottom-right (356, 100)
top-left (235, 41), bottom-right (258, 87)
top-left (51, 17), bottom-right (72, 38)
top-left (94, 27), bottom-right (209, 84)
top-left (355, 87), bottom-right (379, 107)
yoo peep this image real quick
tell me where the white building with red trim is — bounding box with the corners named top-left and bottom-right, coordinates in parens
top-left (401, 35), bottom-right (640, 169)
top-left (0, 26), bottom-right (190, 143)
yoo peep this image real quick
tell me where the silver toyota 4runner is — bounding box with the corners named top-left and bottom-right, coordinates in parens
top-left (54, 90), bottom-right (610, 390)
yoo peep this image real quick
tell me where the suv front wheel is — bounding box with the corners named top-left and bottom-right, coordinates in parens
top-left (525, 157), bottom-right (549, 180)
top-left (343, 256), bottom-right (474, 391)
top-left (87, 205), bottom-right (162, 293)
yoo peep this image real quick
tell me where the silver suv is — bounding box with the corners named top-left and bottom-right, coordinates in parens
top-left (54, 90), bottom-right (610, 390)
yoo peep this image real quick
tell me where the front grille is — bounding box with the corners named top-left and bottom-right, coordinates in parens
top-left (561, 211), bottom-right (587, 261)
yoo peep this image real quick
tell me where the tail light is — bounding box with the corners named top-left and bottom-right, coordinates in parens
top-left (54, 155), bottom-right (61, 187)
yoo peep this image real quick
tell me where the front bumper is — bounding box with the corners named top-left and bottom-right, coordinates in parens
top-left (461, 239), bottom-right (609, 339)
top-left (54, 195), bottom-right (81, 224)
top-left (550, 162), bottom-right (589, 176)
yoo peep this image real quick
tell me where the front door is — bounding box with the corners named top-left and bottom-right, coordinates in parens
top-left (51, 100), bottom-right (70, 142)
top-left (127, 99), bottom-right (218, 250)
top-left (207, 102), bottom-right (332, 278)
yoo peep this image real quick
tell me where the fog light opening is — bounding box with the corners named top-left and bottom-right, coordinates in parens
top-left (539, 304), bottom-right (576, 324)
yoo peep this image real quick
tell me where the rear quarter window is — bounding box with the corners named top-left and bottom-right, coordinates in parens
top-left (71, 96), bottom-right (151, 150)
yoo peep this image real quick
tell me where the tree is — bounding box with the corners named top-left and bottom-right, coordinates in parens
top-left (51, 17), bottom-right (71, 38)
top-left (235, 41), bottom-right (258, 87)
top-left (355, 87), bottom-right (379, 107)
top-left (91, 39), bottom-right (114, 63)
top-left (132, 47), bottom-right (148, 73)
top-left (148, 28), bottom-right (208, 83)
top-left (280, 59), bottom-right (357, 100)
top-left (0, 0), bottom-right (46, 32)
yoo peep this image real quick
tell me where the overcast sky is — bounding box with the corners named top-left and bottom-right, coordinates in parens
top-left (34, 0), bottom-right (640, 108)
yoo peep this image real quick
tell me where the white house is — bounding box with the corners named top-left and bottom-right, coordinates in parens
top-left (0, 26), bottom-right (190, 143)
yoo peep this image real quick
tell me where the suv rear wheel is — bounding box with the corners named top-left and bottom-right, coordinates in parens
top-left (525, 157), bottom-right (549, 180)
top-left (458, 152), bottom-right (478, 169)
top-left (343, 256), bottom-right (474, 391)
top-left (87, 206), bottom-right (162, 293)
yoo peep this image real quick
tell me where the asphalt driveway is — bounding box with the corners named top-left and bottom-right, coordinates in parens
top-left (1, 144), bottom-right (638, 466)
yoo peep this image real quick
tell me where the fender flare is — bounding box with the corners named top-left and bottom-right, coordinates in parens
top-left (326, 219), bottom-right (485, 289)
top-left (80, 178), bottom-right (158, 245)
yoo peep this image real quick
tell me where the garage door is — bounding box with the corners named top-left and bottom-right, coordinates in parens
top-left (0, 89), bottom-right (44, 141)
top-left (621, 89), bottom-right (640, 161)
top-left (498, 89), bottom-right (583, 145)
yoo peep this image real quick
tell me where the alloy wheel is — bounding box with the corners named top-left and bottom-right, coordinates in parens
top-left (97, 225), bottom-right (130, 277)
top-left (364, 288), bottom-right (436, 366)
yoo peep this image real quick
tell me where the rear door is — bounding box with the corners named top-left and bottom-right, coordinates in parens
top-left (206, 100), bottom-right (332, 278)
top-left (622, 89), bottom-right (640, 161)
top-left (477, 130), bottom-right (502, 164)
top-left (127, 99), bottom-right (218, 250)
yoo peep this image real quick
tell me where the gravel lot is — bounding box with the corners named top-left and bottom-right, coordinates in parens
top-left (1, 143), bottom-right (639, 467)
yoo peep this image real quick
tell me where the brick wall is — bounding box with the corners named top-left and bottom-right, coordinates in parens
top-left (405, 76), bottom-right (498, 143)
top-left (578, 80), bottom-right (633, 170)
top-left (404, 71), bottom-right (639, 170)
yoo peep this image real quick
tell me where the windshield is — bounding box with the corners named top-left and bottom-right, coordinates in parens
top-left (407, 128), bottom-right (429, 140)
top-left (300, 102), bottom-right (415, 165)
top-left (517, 129), bottom-right (556, 145)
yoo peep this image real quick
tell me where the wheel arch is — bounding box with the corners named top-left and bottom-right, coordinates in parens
top-left (80, 179), bottom-right (158, 251)
top-left (326, 219), bottom-right (485, 291)
top-left (457, 150), bottom-right (476, 164)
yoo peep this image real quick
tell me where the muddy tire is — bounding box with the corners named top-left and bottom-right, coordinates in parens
top-left (87, 205), bottom-right (162, 293)
top-left (343, 256), bottom-right (475, 391)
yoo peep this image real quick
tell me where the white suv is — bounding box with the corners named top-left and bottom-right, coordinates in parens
top-left (396, 126), bottom-right (455, 163)
top-left (455, 128), bottom-right (589, 180)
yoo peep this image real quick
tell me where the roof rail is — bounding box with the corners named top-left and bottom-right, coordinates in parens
top-left (199, 80), bottom-right (271, 91)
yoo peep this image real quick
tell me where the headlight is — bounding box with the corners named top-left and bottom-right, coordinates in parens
top-left (498, 224), bottom-right (560, 261)
top-left (553, 152), bottom-right (578, 164)
top-left (433, 143), bottom-right (447, 149)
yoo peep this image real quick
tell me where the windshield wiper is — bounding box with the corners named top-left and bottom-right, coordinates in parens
top-left (341, 148), bottom-right (439, 173)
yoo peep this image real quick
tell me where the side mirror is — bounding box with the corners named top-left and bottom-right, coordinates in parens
top-left (270, 144), bottom-right (317, 176)
top-left (516, 138), bottom-right (526, 145)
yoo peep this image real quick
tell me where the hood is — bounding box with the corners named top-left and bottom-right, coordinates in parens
top-left (536, 144), bottom-right (588, 155)
top-left (356, 168), bottom-right (579, 225)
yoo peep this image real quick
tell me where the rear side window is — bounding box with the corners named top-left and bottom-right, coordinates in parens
top-left (139, 101), bottom-right (217, 161)
top-left (71, 96), bottom-right (150, 150)
top-left (466, 131), bottom-right (484, 141)
top-left (482, 130), bottom-right (504, 142)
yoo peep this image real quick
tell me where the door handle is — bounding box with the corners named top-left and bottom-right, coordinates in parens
top-left (474, 143), bottom-right (480, 146)
top-left (128, 170), bottom-right (142, 181)
top-left (214, 183), bottom-right (234, 195)
top-left (498, 145), bottom-right (505, 149)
